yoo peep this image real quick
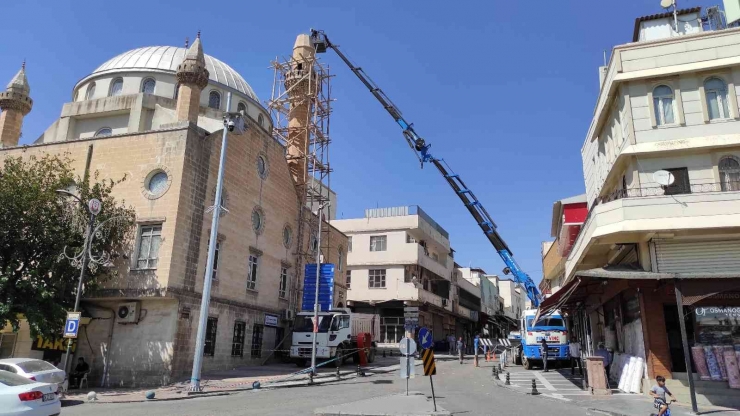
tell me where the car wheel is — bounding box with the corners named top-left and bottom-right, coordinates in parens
top-left (523, 357), bottom-right (532, 370)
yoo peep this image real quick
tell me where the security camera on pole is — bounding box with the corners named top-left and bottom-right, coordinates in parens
top-left (189, 92), bottom-right (245, 391)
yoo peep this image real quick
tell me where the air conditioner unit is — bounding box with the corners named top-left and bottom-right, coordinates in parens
top-left (282, 309), bottom-right (295, 321)
top-left (117, 302), bottom-right (140, 324)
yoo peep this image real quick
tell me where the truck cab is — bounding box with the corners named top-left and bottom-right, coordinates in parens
top-left (290, 309), bottom-right (378, 367)
top-left (518, 309), bottom-right (569, 369)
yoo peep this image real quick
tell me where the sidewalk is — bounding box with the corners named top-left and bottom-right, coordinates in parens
top-left (63, 354), bottom-right (432, 404)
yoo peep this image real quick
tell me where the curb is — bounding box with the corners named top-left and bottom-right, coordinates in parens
top-left (586, 409), bottom-right (626, 416)
top-left (73, 391), bottom-right (231, 404)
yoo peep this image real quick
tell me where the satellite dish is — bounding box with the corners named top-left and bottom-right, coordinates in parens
top-left (660, 0), bottom-right (674, 9)
top-left (653, 170), bottom-right (675, 186)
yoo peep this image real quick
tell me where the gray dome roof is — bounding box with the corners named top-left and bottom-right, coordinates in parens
top-left (90, 46), bottom-right (258, 101)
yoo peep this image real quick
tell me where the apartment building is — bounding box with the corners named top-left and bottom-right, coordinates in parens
top-left (497, 279), bottom-right (526, 322)
top-left (539, 7), bottom-right (740, 407)
top-left (332, 206), bottom-right (466, 345)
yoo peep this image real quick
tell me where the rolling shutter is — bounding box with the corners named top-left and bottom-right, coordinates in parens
top-left (654, 240), bottom-right (740, 273)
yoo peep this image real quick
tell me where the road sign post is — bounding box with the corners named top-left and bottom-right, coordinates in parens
top-left (399, 337), bottom-right (417, 396)
top-left (418, 327), bottom-right (433, 350)
top-left (421, 348), bottom-right (437, 411)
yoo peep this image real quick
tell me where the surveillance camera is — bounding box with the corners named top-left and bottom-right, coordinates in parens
top-left (227, 120), bottom-right (236, 132)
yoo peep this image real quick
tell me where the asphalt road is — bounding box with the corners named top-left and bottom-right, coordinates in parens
top-left (63, 359), bottom-right (592, 416)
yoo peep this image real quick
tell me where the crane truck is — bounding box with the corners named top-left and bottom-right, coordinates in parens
top-left (307, 31), bottom-right (570, 368)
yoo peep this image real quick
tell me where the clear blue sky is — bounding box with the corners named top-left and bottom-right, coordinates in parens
top-left (0, 0), bottom-right (719, 283)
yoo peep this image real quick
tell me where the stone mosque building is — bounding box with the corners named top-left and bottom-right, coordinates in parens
top-left (0, 34), bottom-right (348, 387)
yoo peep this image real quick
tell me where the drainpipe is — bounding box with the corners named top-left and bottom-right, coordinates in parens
top-left (97, 306), bottom-right (116, 388)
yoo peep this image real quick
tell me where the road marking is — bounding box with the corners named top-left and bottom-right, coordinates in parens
top-left (534, 371), bottom-right (556, 391)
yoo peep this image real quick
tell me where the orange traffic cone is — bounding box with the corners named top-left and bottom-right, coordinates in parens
top-left (485, 351), bottom-right (490, 362)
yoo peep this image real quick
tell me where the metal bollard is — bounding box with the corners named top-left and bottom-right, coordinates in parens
top-left (498, 363), bottom-right (503, 372)
top-left (505, 372), bottom-right (510, 385)
top-left (531, 378), bottom-right (539, 395)
top-left (336, 365), bottom-right (341, 380)
top-left (492, 366), bottom-right (498, 378)
top-left (309, 371), bottom-right (314, 385)
top-left (356, 365), bottom-right (360, 376)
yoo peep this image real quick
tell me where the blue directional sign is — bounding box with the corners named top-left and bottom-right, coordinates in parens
top-left (64, 312), bottom-right (81, 339)
top-left (418, 327), bottom-right (433, 350)
top-left (302, 263), bottom-right (335, 312)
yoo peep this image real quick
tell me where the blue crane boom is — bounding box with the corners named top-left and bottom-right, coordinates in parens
top-left (309, 30), bottom-right (542, 307)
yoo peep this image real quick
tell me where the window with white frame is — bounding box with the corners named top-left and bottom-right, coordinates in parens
top-left (279, 267), bottom-right (288, 299)
top-left (705, 77), bottom-right (731, 120)
top-left (380, 317), bottom-right (404, 344)
top-left (109, 78), bottom-right (123, 97)
top-left (346, 270), bottom-right (351, 289)
top-left (141, 78), bottom-right (156, 94)
top-left (247, 255), bottom-right (258, 290)
top-left (653, 85), bottom-right (675, 126)
top-left (94, 127), bottom-right (112, 138)
top-left (369, 269), bottom-right (386, 288)
top-left (85, 82), bottom-right (96, 100)
top-left (719, 156), bottom-right (740, 191)
top-left (348, 236), bottom-right (352, 252)
top-left (369, 235), bottom-right (387, 252)
top-left (136, 224), bottom-right (162, 269)
top-left (406, 233), bottom-right (417, 243)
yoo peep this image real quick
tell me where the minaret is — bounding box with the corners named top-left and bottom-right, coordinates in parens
top-left (285, 34), bottom-right (315, 186)
top-left (0, 62), bottom-right (33, 148)
top-left (175, 32), bottom-right (209, 124)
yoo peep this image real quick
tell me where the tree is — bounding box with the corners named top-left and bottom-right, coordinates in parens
top-left (0, 153), bottom-right (135, 337)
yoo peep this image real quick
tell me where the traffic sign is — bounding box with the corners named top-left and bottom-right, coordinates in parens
top-left (418, 327), bottom-right (433, 350)
top-left (88, 198), bottom-right (102, 215)
top-left (64, 312), bottom-right (81, 339)
top-left (400, 356), bottom-right (416, 379)
top-left (398, 337), bottom-right (417, 356)
top-left (422, 348), bottom-right (437, 376)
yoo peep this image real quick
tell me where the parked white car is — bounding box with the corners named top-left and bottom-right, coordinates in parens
top-left (0, 370), bottom-right (61, 416)
top-left (0, 359), bottom-right (66, 387)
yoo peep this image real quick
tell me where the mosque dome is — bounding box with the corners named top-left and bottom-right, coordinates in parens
top-left (86, 46), bottom-right (258, 101)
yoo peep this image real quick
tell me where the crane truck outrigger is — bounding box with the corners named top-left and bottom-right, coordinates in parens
top-left (307, 30), bottom-right (569, 368)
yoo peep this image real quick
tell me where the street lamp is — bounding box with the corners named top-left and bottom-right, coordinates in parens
top-left (189, 92), bottom-right (246, 392)
top-left (56, 189), bottom-right (102, 375)
top-left (310, 201), bottom-right (331, 377)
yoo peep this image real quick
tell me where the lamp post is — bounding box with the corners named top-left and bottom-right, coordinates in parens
top-left (189, 92), bottom-right (246, 392)
top-left (56, 190), bottom-right (101, 376)
top-left (310, 201), bottom-right (330, 376)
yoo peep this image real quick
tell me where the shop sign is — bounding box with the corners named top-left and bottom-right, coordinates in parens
top-left (31, 336), bottom-right (77, 353)
top-left (696, 307), bottom-right (740, 319)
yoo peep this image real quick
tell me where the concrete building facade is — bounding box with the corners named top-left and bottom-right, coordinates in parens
top-left (0, 34), bottom-right (348, 387)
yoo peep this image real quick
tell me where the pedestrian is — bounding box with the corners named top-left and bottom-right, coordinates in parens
top-left (473, 334), bottom-right (480, 367)
top-left (649, 375), bottom-right (676, 416)
top-left (69, 357), bottom-right (90, 388)
top-left (569, 337), bottom-right (583, 376)
top-left (540, 337), bottom-right (549, 372)
top-left (448, 334), bottom-right (455, 356)
top-left (457, 337), bottom-right (464, 364)
top-left (594, 342), bottom-right (612, 379)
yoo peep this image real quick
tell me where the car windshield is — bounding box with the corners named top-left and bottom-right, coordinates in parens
top-left (0, 370), bottom-right (35, 386)
top-left (527, 317), bottom-right (565, 329)
top-left (17, 360), bottom-right (56, 373)
top-left (293, 315), bottom-right (333, 333)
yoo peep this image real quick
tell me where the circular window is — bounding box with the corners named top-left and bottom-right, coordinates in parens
top-left (252, 206), bottom-right (265, 235)
top-left (147, 171), bottom-right (169, 194)
top-left (283, 224), bottom-right (293, 248)
top-left (256, 153), bottom-right (268, 179)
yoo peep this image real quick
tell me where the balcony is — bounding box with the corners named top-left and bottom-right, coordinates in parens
top-left (417, 289), bottom-right (453, 312)
top-left (346, 242), bottom-right (450, 280)
top-left (542, 240), bottom-right (565, 281)
top-left (566, 184), bottom-right (740, 279)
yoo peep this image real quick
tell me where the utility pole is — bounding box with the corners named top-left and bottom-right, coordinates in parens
top-left (310, 201), bottom-right (330, 376)
top-left (189, 92), bottom-right (236, 392)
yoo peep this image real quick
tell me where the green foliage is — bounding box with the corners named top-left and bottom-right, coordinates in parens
top-left (0, 153), bottom-right (135, 337)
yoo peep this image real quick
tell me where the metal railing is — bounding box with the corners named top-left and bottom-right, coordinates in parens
top-left (598, 181), bottom-right (740, 204)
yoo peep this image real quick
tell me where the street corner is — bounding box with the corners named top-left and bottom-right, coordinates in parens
top-left (313, 391), bottom-right (451, 416)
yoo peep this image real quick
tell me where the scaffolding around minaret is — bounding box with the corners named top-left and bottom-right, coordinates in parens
top-left (268, 35), bottom-right (334, 313)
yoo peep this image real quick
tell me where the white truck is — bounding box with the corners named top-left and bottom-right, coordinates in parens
top-left (290, 309), bottom-right (379, 367)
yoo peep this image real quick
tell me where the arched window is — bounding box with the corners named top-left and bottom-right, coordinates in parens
top-left (258, 114), bottom-right (265, 128)
top-left (653, 85), bottom-right (675, 126)
top-left (173, 83), bottom-right (180, 100)
top-left (94, 127), bottom-right (113, 137)
top-left (85, 82), bottom-right (96, 100)
top-left (719, 156), bottom-right (740, 191)
top-left (141, 78), bottom-right (156, 94)
top-left (208, 91), bottom-right (221, 109)
top-left (705, 77), bottom-right (730, 120)
top-left (109, 78), bottom-right (124, 97)
top-left (237, 102), bottom-right (247, 114)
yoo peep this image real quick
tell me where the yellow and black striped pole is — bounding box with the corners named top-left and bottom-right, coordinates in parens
top-left (421, 349), bottom-right (437, 411)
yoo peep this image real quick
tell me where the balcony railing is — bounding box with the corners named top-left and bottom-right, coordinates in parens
top-left (599, 181), bottom-right (740, 204)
